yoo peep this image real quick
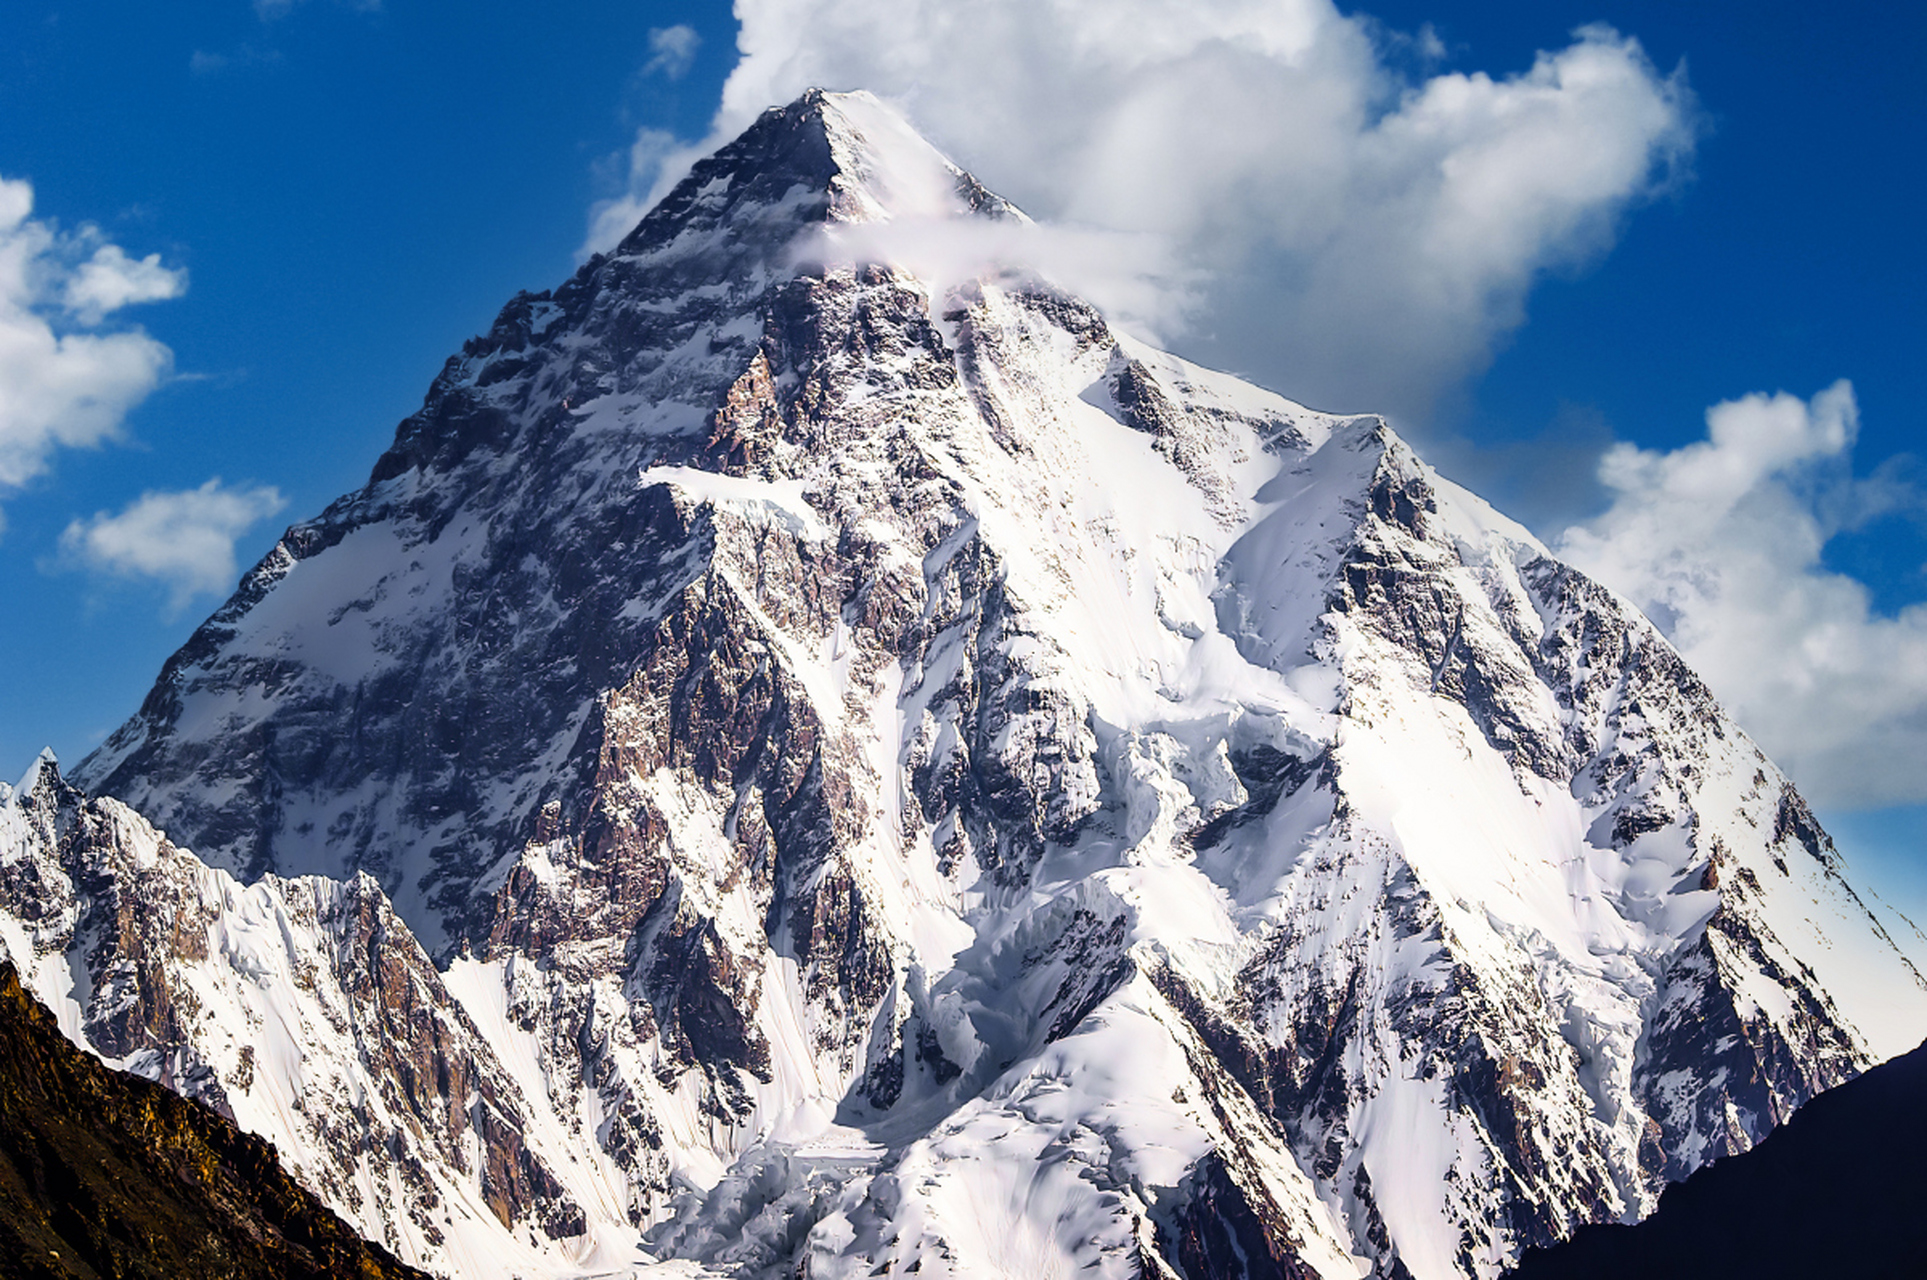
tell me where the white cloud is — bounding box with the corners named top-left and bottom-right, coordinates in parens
top-left (580, 27), bottom-right (715, 251)
top-left (0, 176), bottom-right (183, 494)
top-left (644, 24), bottom-right (702, 80)
top-left (594, 0), bottom-right (1695, 419)
top-left (59, 479), bottom-right (286, 615)
top-left (792, 215), bottom-right (1198, 345)
top-left (64, 242), bottom-right (187, 323)
top-left (190, 45), bottom-right (283, 75)
top-left (1557, 382), bottom-right (1927, 810)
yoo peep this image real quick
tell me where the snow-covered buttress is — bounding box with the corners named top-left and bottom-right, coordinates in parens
top-left (21, 89), bottom-right (1926, 1278)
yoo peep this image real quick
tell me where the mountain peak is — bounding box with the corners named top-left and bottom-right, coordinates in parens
top-left (55, 85), bottom-right (1927, 1280)
top-left (801, 87), bottom-right (1021, 225)
top-left (613, 88), bottom-right (1017, 260)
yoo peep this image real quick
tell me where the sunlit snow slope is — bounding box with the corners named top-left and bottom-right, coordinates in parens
top-left (19, 89), bottom-right (1926, 1280)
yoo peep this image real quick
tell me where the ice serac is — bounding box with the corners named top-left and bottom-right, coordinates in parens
top-left (61, 89), bottom-right (1927, 1278)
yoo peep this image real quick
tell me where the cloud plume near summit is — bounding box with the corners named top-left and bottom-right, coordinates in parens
top-left (596, 0), bottom-right (1695, 422)
top-left (588, 4), bottom-right (1927, 813)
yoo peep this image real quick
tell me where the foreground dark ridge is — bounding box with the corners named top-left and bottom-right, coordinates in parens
top-left (0, 960), bottom-right (430, 1280)
top-left (1509, 1033), bottom-right (1927, 1280)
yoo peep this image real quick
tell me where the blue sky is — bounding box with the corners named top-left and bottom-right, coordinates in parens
top-left (1, 0), bottom-right (1923, 908)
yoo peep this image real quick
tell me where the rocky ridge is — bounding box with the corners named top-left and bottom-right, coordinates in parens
top-left (0, 756), bottom-right (603, 1276)
top-left (3, 89), bottom-right (1919, 1278)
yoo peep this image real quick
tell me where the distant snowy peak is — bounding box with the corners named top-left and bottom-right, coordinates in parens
top-left (55, 88), bottom-right (1927, 1280)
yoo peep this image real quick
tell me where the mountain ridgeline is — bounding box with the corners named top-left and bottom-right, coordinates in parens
top-left (0, 89), bottom-right (1920, 1279)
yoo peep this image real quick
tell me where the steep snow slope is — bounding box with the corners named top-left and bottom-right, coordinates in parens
top-left (46, 90), bottom-right (1927, 1279)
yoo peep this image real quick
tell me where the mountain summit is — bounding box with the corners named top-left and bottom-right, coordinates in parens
top-left (78, 89), bottom-right (1017, 953)
top-left (22, 89), bottom-right (1926, 1278)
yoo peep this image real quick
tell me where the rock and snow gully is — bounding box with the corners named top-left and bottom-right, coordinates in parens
top-left (2, 89), bottom-right (1924, 1280)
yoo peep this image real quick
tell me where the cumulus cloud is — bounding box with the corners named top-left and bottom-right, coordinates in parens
top-left (643, 24), bottom-right (702, 80)
top-left (0, 176), bottom-right (184, 495)
top-left (63, 243), bottom-right (188, 323)
top-left (1557, 382), bottom-right (1927, 810)
top-left (59, 479), bottom-right (286, 615)
top-left (595, 0), bottom-right (1695, 420)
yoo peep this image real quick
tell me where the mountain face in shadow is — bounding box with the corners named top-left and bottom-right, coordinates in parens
top-left (0, 960), bottom-right (430, 1280)
top-left (1510, 1034), bottom-right (1927, 1280)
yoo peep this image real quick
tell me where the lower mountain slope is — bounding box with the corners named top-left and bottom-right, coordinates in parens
top-left (1507, 1033), bottom-right (1927, 1279)
top-left (0, 758), bottom-right (621, 1277)
top-left (0, 957), bottom-right (430, 1280)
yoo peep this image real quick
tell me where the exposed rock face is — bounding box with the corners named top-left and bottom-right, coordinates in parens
top-left (0, 956), bottom-right (432, 1280)
top-left (1156, 1153), bottom-right (1325, 1280)
top-left (21, 89), bottom-right (1926, 1278)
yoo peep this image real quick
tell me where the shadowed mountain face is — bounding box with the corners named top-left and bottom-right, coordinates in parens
top-left (7, 89), bottom-right (1924, 1278)
top-left (1509, 1034), bottom-right (1927, 1280)
top-left (0, 960), bottom-right (430, 1280)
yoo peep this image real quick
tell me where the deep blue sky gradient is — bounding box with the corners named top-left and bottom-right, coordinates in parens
top-left (2, 0), bottom-right (1922, 908)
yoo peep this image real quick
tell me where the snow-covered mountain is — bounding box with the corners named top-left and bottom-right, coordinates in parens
top-left (8, 89), bottom-right (1922, 1279)
top-left (0, 756), bottom-right (613, 1275)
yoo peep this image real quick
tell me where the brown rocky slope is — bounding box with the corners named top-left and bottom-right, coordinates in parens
top-left (0, 960), bottom-right (430, 1280)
